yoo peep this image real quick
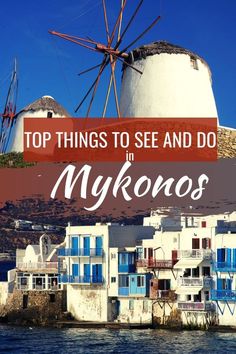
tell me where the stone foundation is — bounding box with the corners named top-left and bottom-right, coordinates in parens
top-left (0, 289), bottom-right (67, 326)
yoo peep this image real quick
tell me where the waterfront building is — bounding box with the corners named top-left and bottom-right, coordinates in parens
top-left (0, 234), bottom-right (66, 322)
top-left (16, 234), bottom-right (61, 291)
top-left (210, 218), bottom-right (236, 326)
top-left (58, 223), bottom-right (154, 322)
top-left (139, 210), bottom-right (236, 327)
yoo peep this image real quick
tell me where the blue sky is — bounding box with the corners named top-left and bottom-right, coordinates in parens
top-left (0, 0), bottom-right (235, 127)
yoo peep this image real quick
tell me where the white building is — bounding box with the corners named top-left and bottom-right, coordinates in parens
top-left (9, 95), bottom-right (69, 152)
top-left (16, 234), bottom-right (61, 291)
top-left (58, 223), bottom-right (154, 322)
top-left (138, 210), bottom-right (236, 327)
top-left (120, 41), bottom-right (218, 119)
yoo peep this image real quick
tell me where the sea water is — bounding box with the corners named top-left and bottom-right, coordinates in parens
top-left (1, 326), bottom-right (236, 353)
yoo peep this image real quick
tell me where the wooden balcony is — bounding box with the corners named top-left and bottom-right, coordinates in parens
top-left (150, 289), bottom-right (177, 301)
top-left (136, 259), bottom-right (175, 269)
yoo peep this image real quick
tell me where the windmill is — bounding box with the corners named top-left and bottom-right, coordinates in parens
top-left (0, 59), bottom-right (18, 153)
top-left (49, 0), bottom-right (161, 117)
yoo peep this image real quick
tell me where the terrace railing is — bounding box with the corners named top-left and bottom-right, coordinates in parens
top-left (58, 248), bottom-right (103, 257)
top-left (177, 301), bottom-right (215, 311)
top-left (59, 275), bottom-right (104, 284)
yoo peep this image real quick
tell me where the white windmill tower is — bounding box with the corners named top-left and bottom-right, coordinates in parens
top-left (120, 41), bottom-right (218, 119)
top-left (9, 95), bottom-right (69, 152)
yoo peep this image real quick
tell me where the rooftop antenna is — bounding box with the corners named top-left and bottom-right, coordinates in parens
top-left (49, 0), bottom-right (161, 117)
top-left (0, 59), bottom-right (18, 153)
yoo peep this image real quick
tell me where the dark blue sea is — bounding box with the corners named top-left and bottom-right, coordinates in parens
top-left (0, 326), bottom-right (236, 353)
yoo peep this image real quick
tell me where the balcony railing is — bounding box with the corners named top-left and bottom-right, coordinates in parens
top-left (212, 262), bottom-right (236, 272)
top-left (118, 286), bottom-right (147, 296)
top-left (151, 289), bottom-right (177, 301)
top-left (136, 259), bottom-right (175, 269)
top-left (17, 284), bottom-right (59, 291)
top-left (177, 301), bottom-right (215, 311)
top-left (177, 249), bottom-right (211, 260)
top-left (16, 262), bottom-right (58, 271)
top-left (58, 248), bottom-right (103, 257)
top-left (177, 277), bottom-right (212, 287)
top-left (59, 275), bottom-right (104, 284)
top-left (211, 289), bottom-right (236, 301)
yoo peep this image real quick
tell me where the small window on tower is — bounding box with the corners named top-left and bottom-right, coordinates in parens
top-left (190, 56), bottom-right (198, 70)
top-left (47, 111), bottom-right (53, 118)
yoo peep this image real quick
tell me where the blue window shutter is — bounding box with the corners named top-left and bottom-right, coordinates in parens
top-left (217, 278), bottom-right (222, 290)
top-left (217, 249), bottom-right (224, 263)
top-left (227, 278), bottom-right (232, 290)
top-left (72, 237), bottom-right (78, 249)
top-left (226, 248), bottom-right (231, 266)
top-left (92, 264), bottom-right (102, 283)
top-left (92, 264), bottom-right (96, 282)
top-left (72, 264), bottom-right (79, 277)
top-left (83, 237), bottom-right (90, 256)
top-left (84, 264), bottom-right (90, 282)
top-left (97, 264), bottom-right (102, 282)
top-left (233, 249), bottom-right (236, 268)
top-left (95, 237), bottom-right (103, 256)
top-left (118, 253), bottom-right (121, 265)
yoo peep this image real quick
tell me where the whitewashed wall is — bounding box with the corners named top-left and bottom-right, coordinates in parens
top-left (120, 53), bottom-right (218, 119)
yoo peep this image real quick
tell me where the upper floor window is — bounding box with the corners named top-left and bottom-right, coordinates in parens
top-left (47, 111), bottom-right (53, 118)
top-left (137, 275), bottom-right (145, 287)
top-left (190, 56), bottom-right (198, 70)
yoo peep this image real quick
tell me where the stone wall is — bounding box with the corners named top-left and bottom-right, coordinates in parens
top-left (218, 127), bottom-right (236, 158)
top-left (152, 302), bottom-right (182, 328)
top-left (0, 289), bottom-right (67, 325)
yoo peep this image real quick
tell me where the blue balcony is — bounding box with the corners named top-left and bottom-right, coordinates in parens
top-left (118, 273), bottom-right (152, 297)
top-left (212, 262), bottom-right (236, 272)
top-left (211, 289), bottom-right (236, 301)
top-left (118, 287), bottom-right (129, 296)
top-left (118, 252), bottom-right (136, 273)
top-left (59, 275), bottom-right (104, 284)
top-left (118, 264), bottom-right (136, 273)
top-left (58, 248), bottom-right (103, 257)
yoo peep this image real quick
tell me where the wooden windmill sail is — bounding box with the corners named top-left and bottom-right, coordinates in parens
top-left (49, 0), bottom-right (161, 117)
top-left (0, 59), bottom-right (18, 153)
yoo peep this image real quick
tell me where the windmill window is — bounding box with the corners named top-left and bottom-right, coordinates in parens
top-left (190, 56), bottom-right (198, 70)
top-left (47, 111), bottom-right (53, 118)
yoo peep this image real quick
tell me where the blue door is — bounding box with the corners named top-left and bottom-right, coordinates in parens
top-left (72, 237), bottom-right (79, 256)
top-left (116, 300), bottom-right (120, 316)
top-left (95, 237), bottom-right (103, 256)
top-left (72, 264), bottom-right (79, 282)
top-left (92, 264), bottom-right (102, 283)
top-left (84, 264), bottom-right (90, 282)
top-left (83, 237), bottom-right (90, 256)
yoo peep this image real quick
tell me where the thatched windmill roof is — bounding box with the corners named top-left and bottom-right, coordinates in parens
top-left (126, 40), bottom-right (210, 70)
top-left (18, 95), bottom-right (70, 117)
